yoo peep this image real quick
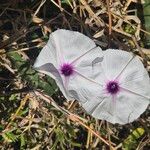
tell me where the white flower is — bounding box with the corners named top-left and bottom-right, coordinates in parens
top-left (81, 49), bottom-right (150, 124)
top-left (34, 29), bottom-right (103, 101)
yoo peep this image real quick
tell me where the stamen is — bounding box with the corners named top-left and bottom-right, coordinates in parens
top-left (106, 81), bottom-right (120, 95)
top-left (60, 63), bottom-right (74, 77)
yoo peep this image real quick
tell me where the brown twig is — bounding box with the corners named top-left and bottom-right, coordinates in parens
top-left (34, 90), bottom-right (115, 148)
top-left (68, 114), bottom-right (116, 149)
top-left (106, 0), bottom-right (112, 48)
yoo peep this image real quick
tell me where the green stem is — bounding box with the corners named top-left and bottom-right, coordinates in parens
top-left (143, 0), bottom-right (150, 47)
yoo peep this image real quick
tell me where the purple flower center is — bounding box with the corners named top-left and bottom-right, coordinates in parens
top-left (60, 63), bottom-right (74, 77)
top-left (106, 81), bottom-right (120, 95)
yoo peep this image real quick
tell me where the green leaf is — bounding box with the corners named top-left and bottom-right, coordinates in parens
top-left (123, 127), bottom-right (145, 150)
top-left (123, 24), bottom-right (136, 35)
top-left (9, 94), bottom-right (18, 101)
top-left (2, 131), bottom-right (18, 143)
top-left (20, 134), bottom-right (26, 148)
top-left (61, 0), bottom-right (71, 5)
top-left (7, 52), bottom-right (58, 96)
top-left (71, 142), bottom-right (81, 147)
top-left (143, 0), bottom-right (150, 47)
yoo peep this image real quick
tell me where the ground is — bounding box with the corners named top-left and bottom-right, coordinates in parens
top-left (0, 0), bottom-right (150, 149)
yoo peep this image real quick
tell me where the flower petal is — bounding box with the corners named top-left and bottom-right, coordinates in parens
top-left (102, 49), bottom-right (133, 80)
top-left (67, 72), bottom-right (103, 103)
top-left (80, 49), bottom-right (150, 124)
top-left (82, 95), bottom-right (118, 124)
top-left (33, 39), bottom-right (57, 69)
top-left (50, 29), bottom-right (97, 63)
top-left (34, 29), bottom-right (104, 102)
top-left (119, 56), bottom-right (150, 100)
top-left (82, 87), bottom-right (149, 124)
top-left (66, 47), bottom-right (104, 103)
top-left (74, 47), bottom-right (104, 81)
top-left (115, 89), bottom-right (149, 124)
top-left (34, 63), bottom-right (74, 100)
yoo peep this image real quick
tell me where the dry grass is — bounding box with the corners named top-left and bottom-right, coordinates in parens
top-left (0, 0), bottom-right (150, 149)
